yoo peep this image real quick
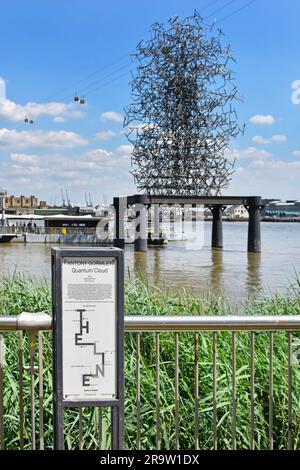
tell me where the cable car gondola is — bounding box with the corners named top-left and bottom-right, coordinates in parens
top-left (74, 94), bottom-right (85, 104)
top-left (24, 117), bottom-right (34, 124)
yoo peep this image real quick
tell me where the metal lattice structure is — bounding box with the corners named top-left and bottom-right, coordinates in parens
top-left (124, 11), bottom-right (242, 196)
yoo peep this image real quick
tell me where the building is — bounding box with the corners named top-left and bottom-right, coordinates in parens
top-left (0, 190), bottom-right (47, 213)
top-left (224, 205), bottom-right (249, 219)
top-left (264, 200), bottom-right (300, 218)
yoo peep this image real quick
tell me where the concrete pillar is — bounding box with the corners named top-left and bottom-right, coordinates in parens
top-left (113, 197), bottom-right (125, 249)
top-left (134, 194), bottom-right (149, 252)
top-left (246, 203), bottom-right (262, 253)
top-left (211, 205), bottom-right (223, 250)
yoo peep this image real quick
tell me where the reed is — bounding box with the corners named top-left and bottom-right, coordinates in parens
top-left (1, 275), bottom-right (300, 450)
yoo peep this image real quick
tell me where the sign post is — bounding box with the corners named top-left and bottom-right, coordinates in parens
top-left (52, 247), bottom-right (124, 450)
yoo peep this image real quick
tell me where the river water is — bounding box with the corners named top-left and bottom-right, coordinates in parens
top-left (0, 222), bottom-right (299, 306)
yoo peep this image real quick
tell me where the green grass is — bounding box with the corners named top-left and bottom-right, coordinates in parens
top-left (1, 275), bottom-right (300, 450)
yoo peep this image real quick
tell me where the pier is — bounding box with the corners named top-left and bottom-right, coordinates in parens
top-left (114, 195), bottom-right (264, 254)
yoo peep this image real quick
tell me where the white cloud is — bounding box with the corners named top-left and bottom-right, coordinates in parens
top-left (116, 144), bottom-right (133, 155)
top-left (85, 148), bottom-right (112, 161)
top-left (272, 135), bottom-right (287, 144)
top-left (10, 164), bottom-right (44, 175)
top-left (53, 116), bottom-right (65, 123)
top-left (0, 97), bottom-right (84, 123)
top-left (0, 128), bottom-right (87, 150)
top-left (0, 142), bottom-right (135, 201)
top-left (10, 153), bottom-right (40, 164)
top-left (292, 150), bottom-right (300, 157)
top-left (249, 114), bottom-right (275, 125)
top-left (100, 111), bottom-right (123, 123)
top-left (226, 158), bottom-right (300, 199)
top-left (95, 130), bottom-right (117, 140)
top-left (252, 134), bottom-right (287, 145)
top-left (0, 76), bottom-right (6, 102)
top-left (226, 146), bottom-right (272, 162)
top-left (18, 177), bottom-right (31, 185)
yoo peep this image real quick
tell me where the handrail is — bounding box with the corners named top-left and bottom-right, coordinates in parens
top-left (0, 312), bottom-right (52, 331)
top-left (125, 315), bottom-right (300, 331)
top-left (1, 312), bottom-right (300, 332)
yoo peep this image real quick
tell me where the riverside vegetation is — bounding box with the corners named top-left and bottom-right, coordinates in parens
top-left (0, 275), bottom-right (300, 450)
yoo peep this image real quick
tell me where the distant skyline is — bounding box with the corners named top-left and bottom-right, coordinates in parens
top-left (0, 0), bottom-right (299, 204)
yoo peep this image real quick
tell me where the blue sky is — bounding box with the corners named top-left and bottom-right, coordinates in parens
top-left (0, 0), bottom-right (299, 204)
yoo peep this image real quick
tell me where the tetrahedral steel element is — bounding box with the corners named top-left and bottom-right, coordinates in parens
top-left (124, 11), bottom-right (243, 196)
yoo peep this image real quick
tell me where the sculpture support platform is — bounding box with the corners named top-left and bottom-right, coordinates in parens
top-left (113, 195), bottom-right (263, 253)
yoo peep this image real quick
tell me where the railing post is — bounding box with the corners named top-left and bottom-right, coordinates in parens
top-left (28, 331), bottom-right (37, 450)
top-left (0, 334), bottom-right (4, 450)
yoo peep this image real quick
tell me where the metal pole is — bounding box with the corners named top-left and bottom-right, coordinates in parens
top-left (2, 313), bottom-right (300, 332)
top-left (0, 334), bottom-right (4, 450)
top-left (113, 197), bottom-right (125, 249)
top-left (124, 315), bottom-right (300, 332)
top-left (111, 405), bottom-right (124, 450)
top-left (29, 332), bottom-right (36, 450)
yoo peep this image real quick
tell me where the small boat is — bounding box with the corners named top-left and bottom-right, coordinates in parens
top-left (147, 235), bottom-right (168, 246)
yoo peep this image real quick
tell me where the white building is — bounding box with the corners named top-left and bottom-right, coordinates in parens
top-left (224, 205), bottom-right (248, 219)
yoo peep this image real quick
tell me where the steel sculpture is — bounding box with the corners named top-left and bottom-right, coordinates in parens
top-left (124, 11), bottom-right (243, 196)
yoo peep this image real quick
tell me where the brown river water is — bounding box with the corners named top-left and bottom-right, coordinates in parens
top-left (0, 222), bottom-right (299, 306)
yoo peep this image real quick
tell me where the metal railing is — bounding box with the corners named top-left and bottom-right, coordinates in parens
top-left (0, 227), bottom-right (103, 236)
top-left (0, 313), bottom-right (300, 450)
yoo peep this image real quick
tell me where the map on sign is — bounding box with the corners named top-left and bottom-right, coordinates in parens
top-left (62, 256), bottom-right (117, 401)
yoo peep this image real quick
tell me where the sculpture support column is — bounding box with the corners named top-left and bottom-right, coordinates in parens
top-left (247, 205), bottom-right (261, 253)
top-left (211, 205), bottom-right (223, 250)
top-left (113, 197), bottom-right (126, 249)
top-left (134, 194), bottom-right (148, 252)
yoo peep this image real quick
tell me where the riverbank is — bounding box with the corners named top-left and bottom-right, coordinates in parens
top-left (1, 276), bottom-right (300, 449)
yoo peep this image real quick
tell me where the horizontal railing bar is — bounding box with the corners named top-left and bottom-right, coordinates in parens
top-left (0, 316), bottom-right (17, 330)
top-left (1, 313), bottom-right (300, 332)
top-left (124, 315), bottom-right (300, 331)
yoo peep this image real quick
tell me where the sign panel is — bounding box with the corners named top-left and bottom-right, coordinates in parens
top-left (61, 256), bottom-right (116, 401)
